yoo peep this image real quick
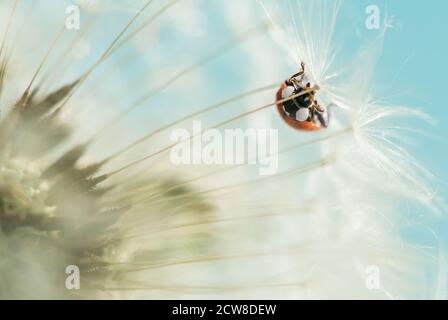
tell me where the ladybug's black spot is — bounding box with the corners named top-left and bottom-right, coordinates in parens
top-left (282, 86), bottom-right (313, 121)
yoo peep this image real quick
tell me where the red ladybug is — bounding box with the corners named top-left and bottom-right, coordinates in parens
top-left (276, 62), bottom-right (329, 131)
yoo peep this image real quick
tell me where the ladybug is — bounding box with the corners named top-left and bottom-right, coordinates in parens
top-left (276, 62), bottom-right (329, 131)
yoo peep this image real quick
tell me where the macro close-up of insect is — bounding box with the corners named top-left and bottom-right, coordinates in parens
top-left (276, 62), bottom-right (330, 131)
top-left (0, 0), bottom-right (447, 309)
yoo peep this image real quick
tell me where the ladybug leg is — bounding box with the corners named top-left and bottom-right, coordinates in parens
top-left (313, 100), bottom-right (325, 113)
top-left (287, 62), bottom-right (306, 84)
top-left (289, 71), bottom-right (304, 82)
top-left (314, 102), bottom-right (337, 128)
top-left (307, 106), bottom-right (315, 122)
top-left (308, 100), bottom-right (325, 127)
top-left (315, 110), bottom-right (328, 128)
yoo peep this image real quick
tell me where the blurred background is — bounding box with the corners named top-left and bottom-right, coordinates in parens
top-left (0, 0), bottom-right (446, 299)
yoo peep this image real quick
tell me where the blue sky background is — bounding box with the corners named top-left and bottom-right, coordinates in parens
top-left (371, 0), bottom-right (448, 257)
top-left (355, 1), bottom-right (448, 187)
top-left (347, 0), bottom-right (448, 290)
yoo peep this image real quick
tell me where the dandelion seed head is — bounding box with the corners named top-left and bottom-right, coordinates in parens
top-left (0, 155), bottom-right (54, 224)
